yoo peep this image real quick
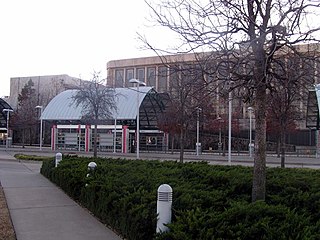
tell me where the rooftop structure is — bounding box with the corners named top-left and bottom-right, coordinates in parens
top-left (41, 87), bottom-right (168, 129)
top-left (7, 74), bottom-right (84, 109)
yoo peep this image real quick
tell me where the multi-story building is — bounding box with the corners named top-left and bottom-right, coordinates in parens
top-left (106, 53), bottom-right (199, 91)
top-left (107, 45), bottom-right (320, 151)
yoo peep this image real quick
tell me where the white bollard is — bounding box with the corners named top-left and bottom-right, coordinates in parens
top-left (86, 162), bottom-right (97, 187)
top-left (55, 152), bottom-right (62, 167)
top-left (156, 184), bottom-right (173, 233)
top-left (87, 162), bottom-right (97, 171)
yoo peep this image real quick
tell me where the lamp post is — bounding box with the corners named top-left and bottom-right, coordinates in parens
top-left (3, 109), bottom-right (13, 149)
top-left (35, 105), bottom-right (43, 151)
top-left (129, 78), bottom-right (146, 159)
top-left (248, 107), bottom-right (253, 158)
top-left (228, 90), bottom-right (232, 165)
top-left (196, 107), bottom-right (202, 156)
top-left (217, 116), bottom-right (222, 155)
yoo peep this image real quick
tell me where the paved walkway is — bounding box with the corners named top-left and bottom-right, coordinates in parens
top-left (1, 147), bottom-right (319, 239)
top-left (0, 150), bottom-right (121, 240)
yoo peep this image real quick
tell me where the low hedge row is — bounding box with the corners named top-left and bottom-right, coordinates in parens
top-left (14, 154), bottom-right (54, 161)
top-left (41, 156), bottom-right (320, 239)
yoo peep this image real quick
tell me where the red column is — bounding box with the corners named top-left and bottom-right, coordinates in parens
top-left (122, 125), bottom-right (128, 153)
top-left (85, 125), bottom-right (91, 152)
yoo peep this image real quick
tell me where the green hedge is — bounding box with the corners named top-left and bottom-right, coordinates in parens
top-left (14, 154), bottom-right (54, 161)
top-left (41, 156), bottom-right (320, 239)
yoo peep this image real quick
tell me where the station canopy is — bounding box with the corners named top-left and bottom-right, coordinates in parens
top-left (306, 85), bottom-right (320, 129)
top-left (41, 87), bottom-right (169, 129)
top-left (0, 98), bottom-right (13, 129)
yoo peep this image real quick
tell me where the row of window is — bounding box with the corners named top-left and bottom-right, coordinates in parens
top-left (58, 128), bottom-right (116, 134)
top-left (56, 132), bottom-right (163, 151)
top-left (114, 66), bottom-right (169, 91)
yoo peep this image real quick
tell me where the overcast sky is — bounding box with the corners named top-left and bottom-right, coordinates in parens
top-left (0, 0), bottom-right (170, 97)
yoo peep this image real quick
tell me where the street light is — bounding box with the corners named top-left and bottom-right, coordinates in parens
top-left (196, 107), bottom-right (202, 156)
top-left (217, 116), bottom-right (222, 155)
top-left (129, 78), bottom-right (146, 159)
top-left (228, 87), bottom-right (233, 165)
top-left (3, 109), bottom-right (13, 149)
top-left (248, 107), bottom-right (253, 158)
top-left (35, 105), bottom-right (43, 151)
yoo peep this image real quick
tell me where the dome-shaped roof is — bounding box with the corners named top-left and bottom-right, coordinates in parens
top-left (41, 87), bottom-right (154, 121)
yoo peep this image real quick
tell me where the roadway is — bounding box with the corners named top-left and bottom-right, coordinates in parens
top-left (2, 146), bottom-right (320, 169)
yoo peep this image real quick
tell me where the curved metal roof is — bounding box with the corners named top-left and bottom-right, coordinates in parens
top-left (0, 98), bottom-right (13, 129)
top-left (41, 87), bottom-right (154, 121)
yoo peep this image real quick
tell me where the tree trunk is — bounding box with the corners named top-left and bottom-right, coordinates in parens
top-left (280, 130), bottom-right (286, 168)
top-left (93, 123), bottom-right (98, 158)
top-left (252, 84), bottom-right (267, 202)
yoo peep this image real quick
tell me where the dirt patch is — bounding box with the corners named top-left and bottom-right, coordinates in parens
top-left (0, 185), bottom-right (16, 240)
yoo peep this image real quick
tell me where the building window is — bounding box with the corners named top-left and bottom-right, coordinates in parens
top-left (169, 67), bottom-right (179, 94)
top-left (136, 68), bottom-right (145, 82)
top-left (158, 66), bottom-right (168, 92)
top-left (115, 69), bottom-right (124, 87)
top-left (125, 68), bottom-right (134, 87)
top-left (147, 67), bottom-right (156, 87)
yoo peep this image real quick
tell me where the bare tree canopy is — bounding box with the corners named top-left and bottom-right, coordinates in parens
top-left (72, 73), bottom-right (116, 122)
top-left (142, 0), bottom-right (320, 201)
top-left (72, 72), bottom-right (117, 157)
top-left (143, 0), bottom-right (320, 51)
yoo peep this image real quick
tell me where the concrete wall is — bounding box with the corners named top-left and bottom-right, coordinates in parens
top-left (7, 74), bottom-right (84, 109)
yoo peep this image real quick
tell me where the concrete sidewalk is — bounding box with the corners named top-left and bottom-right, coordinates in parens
top-left (0, 150), bottom-right (121, 240)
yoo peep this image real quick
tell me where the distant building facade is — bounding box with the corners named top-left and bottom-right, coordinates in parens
top-left (7, 74), bottom-right (85, 109)
top-left (107, 45), bottom-right (320, 149)
top-left (106, 53), bottom-right (198, 92)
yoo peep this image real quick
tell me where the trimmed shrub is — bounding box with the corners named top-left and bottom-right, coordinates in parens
top-left (14, 154), bottom-right (54, 161)
top-left (41, 156), bottom-right (320, 239)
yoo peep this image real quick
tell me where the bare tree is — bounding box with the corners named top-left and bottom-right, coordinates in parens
top-left (142, 0), bottom-right (320, 201)
top-left (157, 101), bottom-right (180, 154)
top-left (72, 72), bottom-right (117, 157)
top-left (266, 99), bottom-right (298, 166)
top-left (266, 54), bottom-right (316, 167)
top-left (163, 60), bottom-right (214, 162)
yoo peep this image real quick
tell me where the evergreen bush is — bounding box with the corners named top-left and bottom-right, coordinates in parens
top-left (41, 156), bottom-right (320, 239)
